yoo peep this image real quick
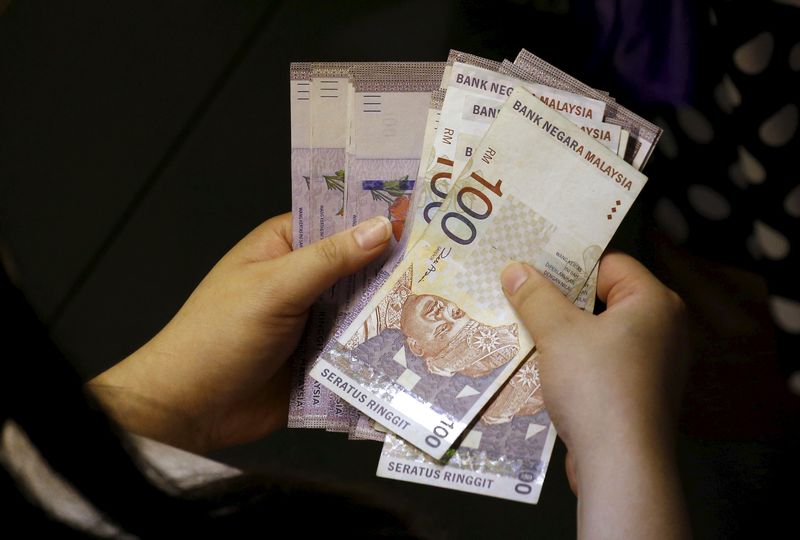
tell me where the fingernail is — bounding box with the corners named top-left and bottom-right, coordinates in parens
top-left (501, 262), bottom-right (530, 295)
top-left (353, 216), bottom-right (392, 250)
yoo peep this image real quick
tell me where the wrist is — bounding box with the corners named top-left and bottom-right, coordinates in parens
top-left (86, 348), bottom-right (212, 454)
top-left (570, 423), bottom-right (690, 539)
top-left (574, 425), bottom-right (677, 488)
top-left (566, 394), bottom-right (678, 468)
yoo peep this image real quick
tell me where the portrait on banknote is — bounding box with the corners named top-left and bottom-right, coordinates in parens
top-left (400, 293), bottom-right (519, 378)
top-left (334, 267), bottom-right (519, 418)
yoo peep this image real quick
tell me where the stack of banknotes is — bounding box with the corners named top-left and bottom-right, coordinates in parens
top-left (287, 49), bottom-right (660, 504)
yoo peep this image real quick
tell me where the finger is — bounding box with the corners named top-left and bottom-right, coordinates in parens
top-left (262, 216), bottom-right (392, 311)
top-left (269, 212), bottom-right (294, 248)
top-left (595, 252), bottom-right (670, 308)
top-left (500, 262), bottom-right (582, 344)
top-left (229, 213), bottom-right (293, 264)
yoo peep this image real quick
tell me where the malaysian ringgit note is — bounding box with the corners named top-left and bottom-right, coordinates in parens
top-left (376, 351), bottom-right (555, 503)
top-left (445, 61), bottom-right (607, 185)
top-left (375, 271), bottom-right (599, 501)
top-left (346, 50), bottom-right (616, 441)
top-left (400, 51), bottom-right (502, 251)
top-left (309, 62), bottom-right (350, 244)
top-left (345, 50), bottom-right (643, 441)
top-left (287, 62), bottom-right (313, 427)
top-left (343, 63), bottom-right (444, 327)
top-left (376, 274), bottom-right (605, 502)
top-left (511, 49), bottom-right (659, 169)
top-left (372, 55), bottom-right (659, 482)
top-left (290, 62), bottom-right (312, 251)
top-left (346, 87), bottom-right (447, 439)
top-left (403, 53), bottom-right (616, 256)
top-left (310, 86), bottom-right (647, 459)
top-left (403, 57), bottom-right (610, 316)
top-left (290, 62), bottom-right (353, 428)
top-left (325, 63), bottom-right (444, 432)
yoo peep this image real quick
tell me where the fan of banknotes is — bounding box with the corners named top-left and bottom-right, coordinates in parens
top-left (287, 49), bottom-right (661, 504)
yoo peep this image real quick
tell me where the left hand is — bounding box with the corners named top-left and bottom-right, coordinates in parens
top-left (88, 213), bottom-right (392, 453)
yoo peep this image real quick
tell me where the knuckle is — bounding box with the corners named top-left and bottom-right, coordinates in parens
top-left (654, 286), bottom-right (688, 334)
top-left (664, 288), bottom-right (687, 316)
top-left (256, 263), bottom-right (300, 312)
top-left (315, 237), bottom-right (342, 267)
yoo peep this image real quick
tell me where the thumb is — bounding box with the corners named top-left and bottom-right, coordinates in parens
top-left (500, 262), bottom-right (582, 345)
top-left (265, 216), bottom-right (392, 310)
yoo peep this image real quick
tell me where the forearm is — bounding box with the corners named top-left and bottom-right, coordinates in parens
top-left (575, 435), bottom-right (691, 540)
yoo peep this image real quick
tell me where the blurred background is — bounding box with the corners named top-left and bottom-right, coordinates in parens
top-left (1, 1), bottom-right (798, 538)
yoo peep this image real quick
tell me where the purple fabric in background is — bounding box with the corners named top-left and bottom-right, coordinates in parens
top-left (586, 0), bottom-right (695, 105)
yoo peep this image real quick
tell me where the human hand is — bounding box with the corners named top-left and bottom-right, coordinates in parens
top-left (501, 253), bottom-right (690, 539)
top-left (88, 213), bottom-right (392, 454)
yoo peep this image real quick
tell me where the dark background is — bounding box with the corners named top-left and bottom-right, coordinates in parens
top-left (1, 1), bottom-right (798, 538)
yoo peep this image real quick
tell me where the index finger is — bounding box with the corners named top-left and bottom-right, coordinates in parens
top-left (231, 212), bottom-right (294, 264)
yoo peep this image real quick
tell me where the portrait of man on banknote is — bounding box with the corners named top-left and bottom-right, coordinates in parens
top-left (334, 267), bottom-right (521, 418)
top-left (399, 293), bottom-right (520, 378)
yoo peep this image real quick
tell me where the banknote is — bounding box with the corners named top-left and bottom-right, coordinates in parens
top-left (446, 63), bottom-right (607, 181)
top-left (324, 63), bottom-right (444, 431)
top-left (287, 62), bottom-right (315, 428)
top-left (403, 58), bottom-right (609, 325)
top-left (510, 49), bottom-right (660, 169)
top-left (449, 54), bottom-right (617, 317)
top-left (310, 86), bottom-right (647, 459)
top-left (404, 54), bottom-right (621, 255)
top-left (368, 52), bottom-right (643, 464)
top-left (310, 51), bottom-right (616, 439)
top-left (290, 62), bottom-right (312, 250)
top-left (290, 62), bottom-right (354, 428)
top-left (345, 53), bottom-right (613, 441)
top-left (351, 63), bottom-right (617, 439)
top-left (376, 352), bottom-right (555, 504)
top-left (376, 267), bottom-right (600, 502)
top-left (288, 62), bottom-right (311, 422)
top-left (349, 413), bottom-right (388, 442)
top-left (345, 89), bottom-right (445, 439)
top-left (343, 64), bottom-right (445, 321)
top-left (309, 62), bottom-right (350, 245)
top-left (292, 62), bottom-right (436, 429)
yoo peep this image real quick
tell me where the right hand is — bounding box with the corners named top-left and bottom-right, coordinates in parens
top-left (501, 253), bottom-right (689, 494)
top-left (89, 213), bottom-right (392, 454)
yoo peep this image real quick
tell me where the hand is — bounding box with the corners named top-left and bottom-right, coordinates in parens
top-left (501, 253), bottom-right (691, 539)
top-left (88, 213), bottom-right (392, 454)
